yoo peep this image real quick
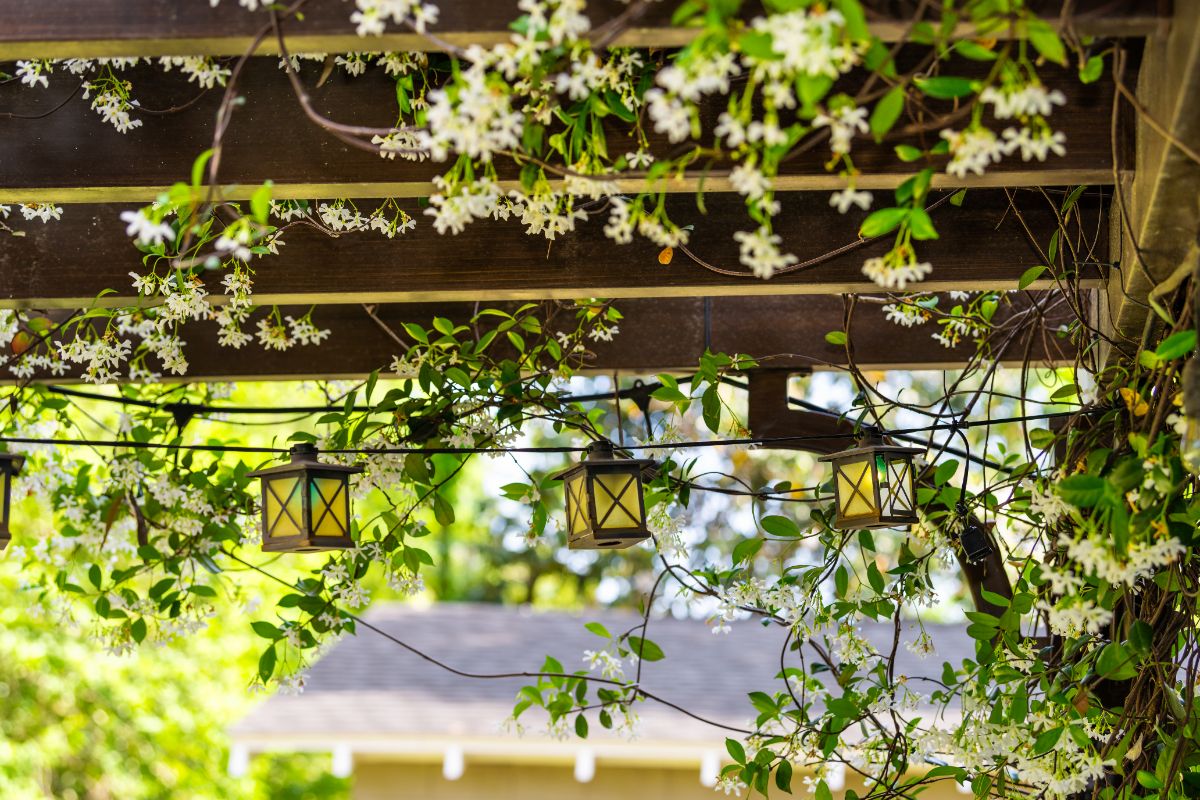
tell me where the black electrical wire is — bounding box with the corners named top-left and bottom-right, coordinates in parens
top-left (39, 377), bottom-right (684, 417)
top-left (0, 407), bottom-right (1102, 457)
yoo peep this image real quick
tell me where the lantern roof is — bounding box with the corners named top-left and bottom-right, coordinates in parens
top-left (246, 443), bottom-right (364, 479)
top-left (549, 440), bottom-right (657, 481)
top-left (0, 452), bottom-right (25, 474)
top-left (817, 434), bottom-right (925, 462)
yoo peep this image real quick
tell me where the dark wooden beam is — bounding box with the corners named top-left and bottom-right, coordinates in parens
top-left (0, 0), bottom-right (1164, 60)
top-left (6, 294), bottom-right (1081, 384)
top-left (0, 190), bottom-right (1106, 308)
top-left (0, 55), bottom-right (1119, 204)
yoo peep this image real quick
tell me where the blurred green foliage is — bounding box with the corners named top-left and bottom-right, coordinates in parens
top-left (0, 567), bottom-right (350, 799)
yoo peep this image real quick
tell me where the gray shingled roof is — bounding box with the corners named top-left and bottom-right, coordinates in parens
top-left (232, 603), bottom-right (971, 745)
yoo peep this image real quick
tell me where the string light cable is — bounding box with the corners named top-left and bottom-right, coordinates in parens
top-left (0, 407), bottom-right (1105, 457)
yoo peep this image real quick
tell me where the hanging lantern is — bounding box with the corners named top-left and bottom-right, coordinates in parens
top-left (819, 435), bottom-right (923, 529)
top-left (552, 441), bottom-right (657, 550)
top-left (955, 505), bottom-right (994, 564)
top-left (0, 452), bottom-right (25, 550)
top-left (247, 443), bottom-right (363, 553)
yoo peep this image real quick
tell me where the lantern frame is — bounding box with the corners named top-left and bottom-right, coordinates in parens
top-left (818, 436), bottom-right (924, 529)
top-left (247, 443), bottom-right (363, 553)
top-left (551, 441), bottom-right (657, 550)
top-left (0, 452), bottom-right (25, 550)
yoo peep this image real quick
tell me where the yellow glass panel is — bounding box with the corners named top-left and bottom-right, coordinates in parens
top-left (566, 476), bottom-right (589, 534)
top-left (312, 477), bottom-right (348, 537)
top-left (886, 459), bottom-right (912, 513)
top-left (0, 472), bottom-right (7, 524)
top-left (592, 472), bottom-right (641, 529)
top-left (836, 460), bottom-right (876, 518)
top-left (265, 476), bottom-right (302, 539)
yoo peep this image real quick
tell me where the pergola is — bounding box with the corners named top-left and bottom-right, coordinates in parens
top-left (6, 6), bottom-right (1200, 798)
top-left (2, 0), bottom-right (1195, 384)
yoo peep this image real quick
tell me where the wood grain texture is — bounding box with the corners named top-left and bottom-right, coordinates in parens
top-left (0, 190), bottom-right (1107, 308)
top-left (5, 294), bottom-right (1082, 384)
top-left (0, 0), bottom-right (1163, 59)
top-left (0, 55), bottom-right (1119, 203)
top-left (1103, 2), bottom-right (1200, 358)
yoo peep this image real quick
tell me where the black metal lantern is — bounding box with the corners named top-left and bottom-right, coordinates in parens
top-left (551, 441), bottom-right (657, 550)
top-left (247, 443), bottom-right (363, 553)
top-left (819, 435), bottom-right (923, 529)
top-left (955, 505), bottom-right (995, 565)
top-left (0, 452), bottom-right (25, 549)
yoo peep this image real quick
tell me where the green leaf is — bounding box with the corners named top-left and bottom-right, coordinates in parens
top-left (585, 622), bottom-right (611, 639)
top-left (191, 149), bottom-right (214, 188)
top-left (831, 0), bottom-right (868, 40)
top-left (953, 40), bottom-right (998, 61)
top-left (908, 207), bottom-right (938, 240)
top-left (1026, 18), bottom-right (1067, 65)
top-left (859, 207), bottom-right (908, 237)
top-left (130, 617), bottom-right (147, 644)
top-left (761, 515), bottom-right (802, 537)
top-left (1057, 474), bottom-right (1105, 508)
top-left (627, 636), bottom-right (665, 662)
top-left (445, 366), bottom-right (472, 388)
top-left (894, 144), bottom-right (923, 162)
top-left (934, 459), bottom-right (959, 486)
top-left (1049, 383), bottom-right (1078, 402)
top-left (966, 622), bottom-right (996, 640)
top-left (980, 589), bottom-right (1010, 608)
top-left (1080, 55), bottom-right (1104, 84)
top-left (1032, 727), bottom-right (1063, 756)
top-left (733, 537), bottom-right (763, 565)
top-left (824, 330), bottom-right (848, 346)
top-left (1096, 641), bottom-right (1138, 681)
top-left (1128, 620), bottom-right (1154, 655)
top-left (575, 714), bottom-right (589, 738)
top-left (738, 30), bottom-right (780, 60)
top-left (869, 86), bottom-right (905, 142)
top-left (1155, 329), bottom-right (1196, 361)
top-left (866, 562), bottom-right (886, 594)
top-left (775, 759), bottom-right (793, 793)
top-left (1137, 771), bottom-right (1164, 790)
top-left (1010, 684), bottom-right (1029, 724)
top-left (726, 738), bottom-right (747, 764)
top-left (1018, 265), bottom-right (1047, 289)
top-left (432, 493), bottom-right (455, 525)
top-left (258, 645), bottom-right (277, 683)
top-left (1028, 428), bottom-right (1056, 450)
top-left (914, 76), bottom-right (977, 99)
top-left (250, 181), bottom-right (273, 225)
top-left (815, 778), bottom-right (832, 800)
top-left (701, 386), bottom-right (722, 434)
top-left (251, 621), bottom-right (279, 639)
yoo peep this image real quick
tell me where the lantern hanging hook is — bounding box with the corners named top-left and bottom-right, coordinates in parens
top-left (628, 379), bottom-right (655, 440)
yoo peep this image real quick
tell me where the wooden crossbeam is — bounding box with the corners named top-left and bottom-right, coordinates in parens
top-left (0, 0), bottom-right (1164, 60)
top-left (0, 56), bottom-right (1118, 204)
top-left (0, 190), bottom-right (1105, 308)
top-left (6, 295), bottom-right (1081, 384)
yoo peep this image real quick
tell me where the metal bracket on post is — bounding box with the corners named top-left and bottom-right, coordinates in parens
top-left (745, 369), bottom-right (859, 454)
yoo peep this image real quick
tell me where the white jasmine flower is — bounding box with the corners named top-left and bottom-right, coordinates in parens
top-left (829, 187), bottom-right (873, 213)
top-left (813, 105), bottom-right (869, 155)
top-left (120, 209), bottom-right (175, 246)
top-left (734, 227), bottom-right (797, 279)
